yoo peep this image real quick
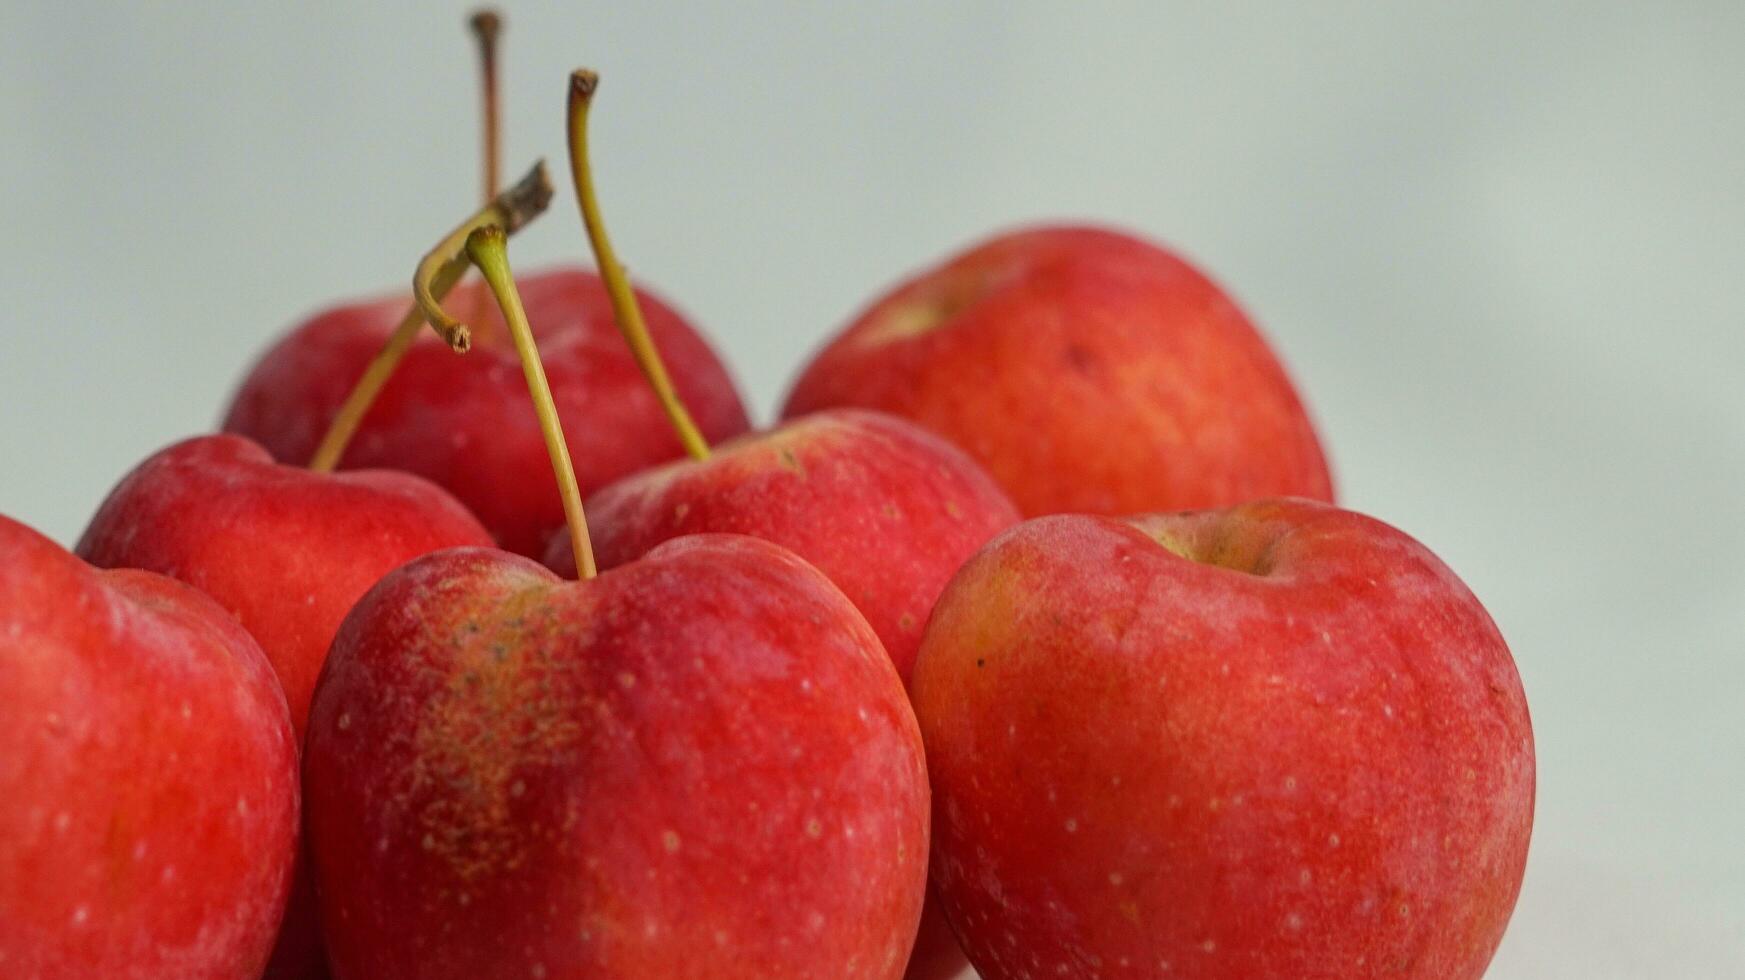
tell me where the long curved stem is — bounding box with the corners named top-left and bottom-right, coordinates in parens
top-left (308, 160), bottom-right (553, 473)
top-left (464, 226), bottom-right (597, 579)
top-left (567, 70), bottom-right (711, 461)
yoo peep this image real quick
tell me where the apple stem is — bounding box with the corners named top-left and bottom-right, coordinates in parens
top-left (464, 225), bottom-right (598, 578)
top-left (567, 70), bottom-right (711, 461)
top-left (412, 160), bottom-right (554, 354)
top-left (469, 9), bottom-right (503, 203)
top-left (307, 160), bottom-right (554, 473)
top-left (466, 8), bottom-right (505, 335)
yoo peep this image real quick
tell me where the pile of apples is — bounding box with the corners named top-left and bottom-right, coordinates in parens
top-left (0, 13), bottom-right (1535, 980)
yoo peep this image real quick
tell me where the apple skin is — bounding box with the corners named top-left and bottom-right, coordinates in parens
top-left (223, 266), bottom-right (752, 556)
top-left (543, 409), bottom-right (1020, 682)
top-left (782, 225), bottom-right (1334, 518)
top-left (303, 534), bottom-right (930, 979)
top-left (76, 433), bottom-right (494, 737)
top-left (0, 514), bottom-right (299, 978)
top-left (910, 500), bottom-right (1534, 979)
top-left (76, 433), bottom-right (495, 978)
top-left (542, 408), bottom-right (1013, 980)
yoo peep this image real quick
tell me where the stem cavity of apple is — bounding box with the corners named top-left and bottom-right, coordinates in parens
top-left (567, 69), bottom-right (712, 462)
top-left (463, 225), bottom-right (599, 579)
top-left (308, 160), bottom-right (555, 474)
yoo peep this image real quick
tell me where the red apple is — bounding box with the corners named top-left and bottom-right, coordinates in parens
top-left (0, 514), bottom-right (298, 977)
top-left (782, 225), bottom-right (1334, 517)
top-left (222, 267), bottom-right (751, 556)
top-left (295, 209), bottom-right (931, 978)
top-left (911, 499), bottom-right (1534, 979)
top-left (76, 433), bottom-right (494, 979)
top-left (304, 534), bottom-right (930, 979)
top-left (545, 408), bottom-right (1019, 682)
top-left (77, 434), bottom-right (492, 736)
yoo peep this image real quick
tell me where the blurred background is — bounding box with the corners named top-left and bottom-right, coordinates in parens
top-left (2, 2), bottom-right (1740, 975)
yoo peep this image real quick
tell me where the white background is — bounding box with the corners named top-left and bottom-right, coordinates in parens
top-left (2, 2), bottom-right (1741, 976)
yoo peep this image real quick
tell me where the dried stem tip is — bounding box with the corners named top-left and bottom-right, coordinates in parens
top-left (414, 159), bottom-right (554, 353)
top-left (570, 69), bottom-right (598, 101)
top-left (469, 9), bottom-right (501, 41)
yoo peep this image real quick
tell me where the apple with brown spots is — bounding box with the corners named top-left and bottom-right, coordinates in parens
top-left (783, 225), bottom-right (1334, 518)
top-left (911, 499), bottom-right (1534, 979)
top-left (303, 534), bottom-right (930, 979)
top-left (302, 212), bottom-right (929, 979)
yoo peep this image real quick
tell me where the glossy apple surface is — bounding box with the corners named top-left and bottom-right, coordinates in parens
top-left (911, 500), bottom-right (1534, 979)
top-left (545, 409), bottom-right (1019, 682)
top-left (783, 225), bottom-right (1333, 517)
top-left (0, 514), bottom-right (298, 978)
top-left (224, 267), bottom-right (751, 556)
top-left (304, 534), bottom-right (929, 979)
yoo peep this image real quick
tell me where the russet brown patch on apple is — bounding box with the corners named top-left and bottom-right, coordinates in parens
top-left (407, 586), bottom-right (590, 885)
